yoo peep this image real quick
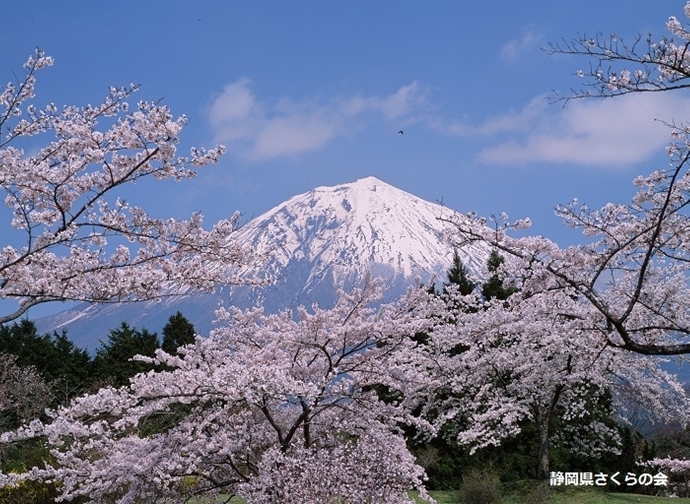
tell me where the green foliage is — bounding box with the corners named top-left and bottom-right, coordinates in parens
top-left (0, 320), bottom-right (92, 405)
top-left (0, 313), bottom-right (195, 400)
top-left (161, 311), bottom-right (196, 355)
top-left (445, 249), bottom-right (476, 297)
top-left (410, 420), bottom-right (539, 489)
top-left (518, 481), bottom-right (551, 504)
top-left (0, 479), bottom-right (61, 504)
top-left (481, 250), bottom-right (517, 302)
top-left (651, 422), bottom-right (690, 460)
top-left (457, 468), bottom-right (502, 504)
top-left (92, 322), bottom-right (160, 387)
top-left (50, 332), bottom-right (94, 405)
top-left (0, 437), bottom-right (51, 474)
top-left (410, 429), bottom-right (465, 490)
top-left (0, 320), bottom-right (86, 381)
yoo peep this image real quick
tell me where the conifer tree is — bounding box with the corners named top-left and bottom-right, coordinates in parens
top-left (93, 322), bottom-right (159, 387)
top-left (481, 250), bottom-right (517, 301)
top-left (161, 312), bottom-right (196, 356)
top-left (443, 249), bottom-right (475, 297)
top-left (0, 321), bottom-right (92, 403)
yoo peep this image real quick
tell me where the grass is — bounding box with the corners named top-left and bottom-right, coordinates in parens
top-left (410, 491), bottom-right (457, 504)
top-left (414, 487), bottom-right (690, 503)
top-left (197, 487), bottom-right (690, 503)
top-left (529, 485), bottom-right (690, 504)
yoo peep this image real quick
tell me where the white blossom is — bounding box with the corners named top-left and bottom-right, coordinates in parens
top-left (0, 50), bottom-right (261, 325)
top-left (0, 279), bottom-right (436, 503)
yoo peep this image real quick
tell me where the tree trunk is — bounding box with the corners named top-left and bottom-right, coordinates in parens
top-left (534, 385), bottom-right (564, 481)
top-left (535, 408), bottom-right (551, 481)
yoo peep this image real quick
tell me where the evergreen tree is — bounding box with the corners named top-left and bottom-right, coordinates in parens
top-left (481, 249), bottom-right (517, 301)
top-left (0, 320), bottom-right (53, 369)
top-left (49, 332), bottom-right (93, 405)
top-left (444, 249), bottom-right (475, 296)
top-left (93, 322), bottom-right (159, 387)
top-left (161, 312), bottom-right (196, 356)
top-left (0, 321), bottom-right (93, 404)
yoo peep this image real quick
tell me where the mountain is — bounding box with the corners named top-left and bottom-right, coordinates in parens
top-left (35, 176), bottom-right (490, 351)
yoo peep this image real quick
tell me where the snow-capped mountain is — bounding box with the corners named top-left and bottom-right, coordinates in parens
top-left (35, 176), bottom-right (489, 351)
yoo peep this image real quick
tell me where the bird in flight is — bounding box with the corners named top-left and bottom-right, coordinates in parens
top-left (398, 130), bottom-right (404, 135)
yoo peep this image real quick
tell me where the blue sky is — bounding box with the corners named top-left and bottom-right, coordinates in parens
top-left (2, 1), bottom-right (688, 252)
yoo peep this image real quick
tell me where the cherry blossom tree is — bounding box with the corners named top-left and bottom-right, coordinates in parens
top-left (0, 49), bottom-right (258, 324)
top-left (441, 4), bottom-right (690, 358)
top-left (426, 2), bottom-right (690, 479)
top-left (418, 283), bottom-right (690, 480)
top-left (0, 353), bottom-right (52, 432)
top-left (0, 279), bottom-right (435, 503)
top-left (545, 2), bottom-right (690, 100)
top-left (441, 166), bottom-right (690, 357)
top-left (645, 457), bottom-right (690, 496)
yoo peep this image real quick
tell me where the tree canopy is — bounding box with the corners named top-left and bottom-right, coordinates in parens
top-left (161, 311), bottom-right (196, 356)
top-left (443, 14), bottom-right (690, 355)
top-left (0, 49), bottom-right (258, 325)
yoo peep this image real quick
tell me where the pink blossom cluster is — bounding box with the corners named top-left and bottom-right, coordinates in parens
top-left (0, 49), bottom-right (258, 326)
top-left (0, 279), bottom-right (436, 503)
top-left (546, 2), bottom-right (690, 99)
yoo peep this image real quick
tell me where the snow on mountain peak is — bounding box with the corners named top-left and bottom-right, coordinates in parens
top-left (235, 176), bottom-right (487, 291)
top-left (36, 176), bottom-right (490, 350)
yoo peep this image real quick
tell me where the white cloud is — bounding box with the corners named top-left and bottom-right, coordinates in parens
top-left (208, 80), bottom-right (430, 161)
top-left (377, 82), bottom-right (430, 119)
top-left (208, 78), bottom-right (259, 127)
top-left (500, 27), bottom-right (543, 62)
top-left (427, 95), bottom-right (550, 138)
top-left (207, 77), bottom-right (687, 169)
top-left (475, 93), bottom-right (690, 167)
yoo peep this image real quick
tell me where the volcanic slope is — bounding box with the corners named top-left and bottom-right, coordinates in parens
top-left (36, 176), bottom-right (489, 350)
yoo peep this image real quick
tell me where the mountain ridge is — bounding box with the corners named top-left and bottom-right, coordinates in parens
top-left (35, 176), bottom-right (489, 351)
